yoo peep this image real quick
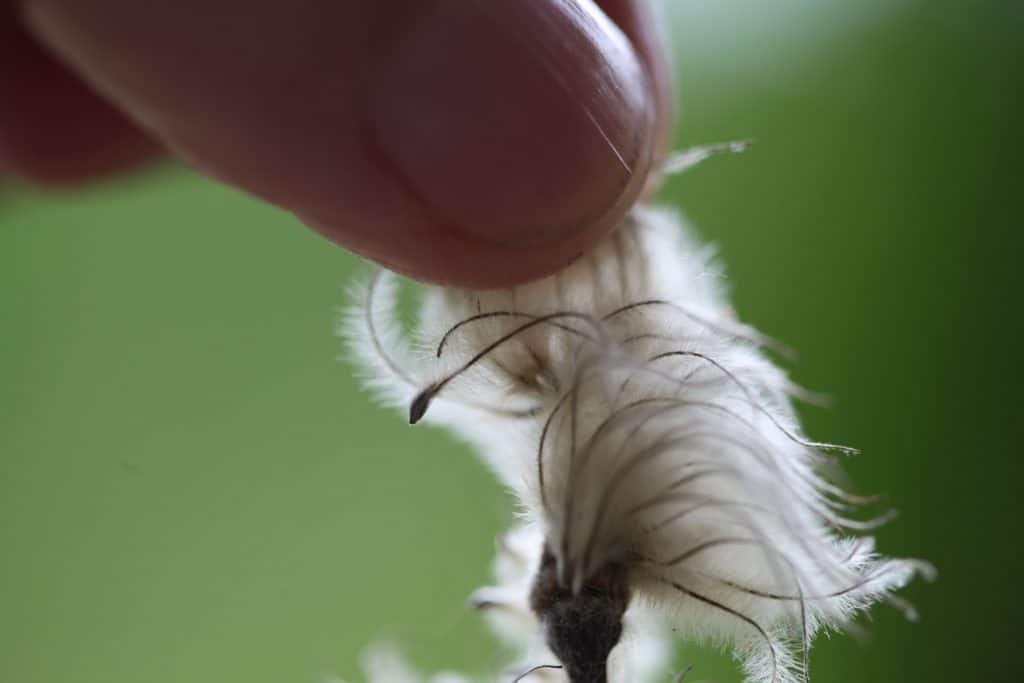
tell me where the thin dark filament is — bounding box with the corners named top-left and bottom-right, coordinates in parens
top-left (655, 534), bottom-right (789, 576)
top-left (663, 579), bottom-right (780, 683)
top-left (624, 465), bottom-right (734, 517)
top-left (622, 365), bottom-right (886, 527)
top-left (638, 358), bottom-right (839, 481)
top-left (621, 332), bottom-right (668, 345)
top-left (511, 663), bottom-right (563, 683)
top-left (570, 401), bottom-right (716, 574)
top-left (601, 298), bottom-right (670, 322)
top-left (644, 393), bottom-right (880, 513)
top-left (539, 391), bottom-right (681, 516)
top-left (619, 420), bottom-right (868, 531)
top-left (568, 398), bottom-right (690, 549)
top-left (709, 566), bottom-right (903, 604)
top-left (576, 429), bottom-right (710, 580)
top-left (654, 535), bottom-right (809, 676)
top-left (644, 468), bottom-right (863, 587)
top-left (537, 391), bottom-right (573, 512)
top-left (411, 312), bottom-right (607, 423)
top-left (622, 426), bottom-right (784, 513)
top-left (577, 409), bottom-right (704, 581)
top-left (623, 472), bottom-right (807, 557)
top-left (366, 272), bottom-right (540, 422)
top-left (560, 379), bottom-right (582, 586)
top-left (599, 451), bottom-right (729, 568)
top-left (640, 496), bottom-right (775, 536)
top-left (581, 393), bottom-right (873, 535)
top-left (635, 481), bottom-right (857, 604)
top-left (593, 395), bottom-right (853, 671)
top-left (610, 346), bottom-right (721, 407)
top-left (600, 299), bottom-right (794, 359)
top-left (569, 376), bottom-right (729, 505)
top-left (435, 311), bottom-right (591, 358)
top-left (590, 397), bottom-right (778, 493)
top-left (649, 350), bottom-right (857, 455)
top-left (573, 396), bottom-right (677, 474)
top-left (536, 356), bottom-right (602, 514)
top-left (436, 312), bottom-right (606, 391)
top-left (681, 449), bottom-right (885, 610)
top-left (636, 472), bottom-right (857, 610)
top-left (570, 401), bottom-right (762, 570)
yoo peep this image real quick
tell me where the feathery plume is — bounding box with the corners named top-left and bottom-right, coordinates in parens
top-left (344, 157), bottom-right (930, 683)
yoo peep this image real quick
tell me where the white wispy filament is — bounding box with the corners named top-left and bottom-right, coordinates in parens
top-left (344, 191), bottom-right (931, 682)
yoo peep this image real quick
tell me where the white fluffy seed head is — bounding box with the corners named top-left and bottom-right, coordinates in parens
top-left (344, 204), bottom-right (931, 683)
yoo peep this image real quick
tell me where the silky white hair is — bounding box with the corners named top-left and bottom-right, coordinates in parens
top-left (343, 199), bottom-right (931, 683)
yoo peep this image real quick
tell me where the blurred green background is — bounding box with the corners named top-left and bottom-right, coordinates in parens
top-left (2, 1), bottom-right (1020, 681)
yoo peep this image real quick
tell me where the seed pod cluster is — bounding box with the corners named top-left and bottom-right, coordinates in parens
top-left (345, 201), bottom-right (930, 683)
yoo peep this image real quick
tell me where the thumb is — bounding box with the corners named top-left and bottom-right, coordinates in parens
top-left (23, 0), bottom-right (658, 287)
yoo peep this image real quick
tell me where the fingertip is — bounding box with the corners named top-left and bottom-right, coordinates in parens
top-left (330, 0), bottom-right (659, 288)
top-left (306, 163), bottom-right (646, 290)
top-left (20, 0), bottom-right (659, 288)
top-left (0, 10), bottom-right (161, 186)
top-left (368, 0), bottom-right (656, 253)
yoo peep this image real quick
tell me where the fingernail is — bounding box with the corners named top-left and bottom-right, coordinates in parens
top-left (370, 0), bottom-right (653, 248)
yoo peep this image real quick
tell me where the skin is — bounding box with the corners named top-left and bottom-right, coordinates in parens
top-left (2, 0), bottom-right (672, 288)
